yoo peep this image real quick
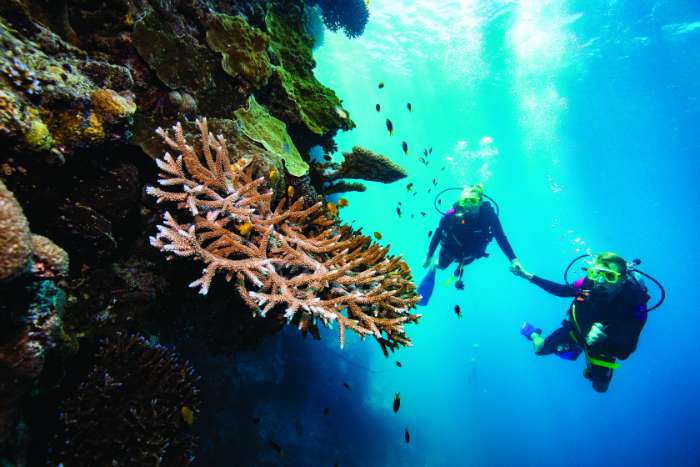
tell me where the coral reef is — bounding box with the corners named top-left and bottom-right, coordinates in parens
top-left (311, 0), bottom-right (370, 38)
top-left (0, 179), bottom-right (31, 281)
top-left (51, 334), bottom-right (200, 466)
top-left (148, 120), bottom-right (421, 349)
top-left (320, 146), bottom-right (407, 194)
top-left (234, 95), bottom-right (309, 176)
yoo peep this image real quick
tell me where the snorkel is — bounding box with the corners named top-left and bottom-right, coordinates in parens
top-left (564, 253), bottom-right (666, 310)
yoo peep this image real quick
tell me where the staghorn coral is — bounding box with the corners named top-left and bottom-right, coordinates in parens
top-left (147, 119), bottom-right (420, 350)
top-left (52, 334), bottom-right (200, 466)
top-left (0, 179), bottom-right (31, 281)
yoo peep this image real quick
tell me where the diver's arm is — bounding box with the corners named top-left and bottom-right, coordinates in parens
top-left (529, 276), bottom-right (577, 297)
top-left (489, 207), bottom-right (516, 261)
top-left (426, 219), bottom-right (445, 258)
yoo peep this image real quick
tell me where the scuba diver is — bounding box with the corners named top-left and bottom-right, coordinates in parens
top-left (417, 182), bottom-right (525, 306)
top-left (515, 252), bottom-right (662, 393)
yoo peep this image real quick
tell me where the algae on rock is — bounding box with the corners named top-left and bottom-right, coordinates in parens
top-left (206, 13), bottom-right (272, 88)
top-left (234, 96), bottom-right (309, 177)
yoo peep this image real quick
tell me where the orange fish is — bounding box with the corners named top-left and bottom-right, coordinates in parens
top-left (373, 231), bottom-right (382, 240)
top-left (237, 222), bottom-right (252, 235)
top-left (287, 185), bottom-right (295, 198)
top-left (337, 198), bottom-right (349, 208)
top-left (327, 202), bottom-right (338, 216)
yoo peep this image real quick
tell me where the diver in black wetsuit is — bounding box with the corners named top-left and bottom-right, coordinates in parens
top-left (417, 183), bottom-right (525, 305)
top-left (516, 252), bottom-right (650, 392)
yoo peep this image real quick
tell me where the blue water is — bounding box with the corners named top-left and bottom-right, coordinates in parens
top-left (224, 2), bottom-right (700, 465)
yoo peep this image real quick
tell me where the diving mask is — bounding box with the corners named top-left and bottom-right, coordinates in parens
top-left (587, 265), bottom-right (622, 284)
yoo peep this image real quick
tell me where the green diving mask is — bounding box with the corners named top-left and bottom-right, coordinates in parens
top-left (456, 194), bottom-right (481, 209)
top-left (587, 265), bottom-right (622, 284)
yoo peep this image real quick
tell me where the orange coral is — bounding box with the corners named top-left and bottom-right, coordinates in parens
top-left (148, 119), bottom-right (421, 350)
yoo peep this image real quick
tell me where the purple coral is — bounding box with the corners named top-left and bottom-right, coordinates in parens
top-left (51, 334), bottom-right (201, 466)
top-left (313, 0), bottom-right (370, 38)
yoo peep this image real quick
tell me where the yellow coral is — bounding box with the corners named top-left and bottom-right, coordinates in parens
top-left (91, 89), bottom-right (136, 119)
top-left (24, 119), bottom-right (53, 151)
top-left (49, 111), bottom-right (105, 146)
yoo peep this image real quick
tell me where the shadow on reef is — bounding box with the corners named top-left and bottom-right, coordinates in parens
top-left (0, 0), bottom-right (414, 465)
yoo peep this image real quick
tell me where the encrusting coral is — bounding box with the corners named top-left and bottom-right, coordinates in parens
top-left (0, 179), bottom-right (31, 281)
top-left (147, 119), bottom-right (421, 350)
top-left (51, 334), bottom-right (200, 466)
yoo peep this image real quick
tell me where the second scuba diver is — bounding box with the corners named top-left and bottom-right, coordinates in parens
top-left (417, 182), bottom-right (525, 306)
top-left (515, 252), bottom-right (650, 392)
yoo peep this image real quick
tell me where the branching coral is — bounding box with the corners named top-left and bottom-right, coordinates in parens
top-left (147, 119), bottom-right (420, 350)
top-left (52, 334), bottom-right (200, 466)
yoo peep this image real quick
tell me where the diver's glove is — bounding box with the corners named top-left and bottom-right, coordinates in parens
top-left (510, 258), bottom-right (533, 280)
top-left (585, 322), bottom-right (607, 346)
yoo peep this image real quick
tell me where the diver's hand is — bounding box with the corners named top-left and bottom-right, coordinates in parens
top-left (422, 256), bottom-right (432, 268)
top-left (586, 322), bottom-right (607, 346)
top-left (510, 258), bottom-right (533, 280)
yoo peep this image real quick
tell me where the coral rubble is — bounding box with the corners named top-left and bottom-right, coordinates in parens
top-left (148, 120), bottom-right (421, 349)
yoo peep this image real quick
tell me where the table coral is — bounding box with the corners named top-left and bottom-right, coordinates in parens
top-left (147, 119), bottom-right (421, 350)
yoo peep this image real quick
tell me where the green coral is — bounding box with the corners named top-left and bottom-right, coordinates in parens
top-left (234, 96), bottom-right (309, 177)
top-left (206, 13), bottom-right (272, 87)
top-left (264, 3), bottom-right (354, 137)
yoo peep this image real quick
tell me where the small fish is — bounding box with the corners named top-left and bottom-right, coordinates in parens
top-left (454, 304), bottom-right (462, 319)
top-left (287, 185), bottom-right (295, 198)
top-left (373, 231), bottom-right (382, 240)
top-left (398, 201), bottom-right (403, 206)
top-left (432, 178), bottom-right (437, 186)
top-left (437, 199), bottom-right (442, 205)
top-left (402, 141), bottom-right (408, 155)
top-left (429, 147), bottom-right (433, 154)
top-left (411, 214), bottom-right (415, 218)
top-left (323, 154), bottom-right (332, 161)
top-left (427, 188), bottom-right (432, 194)
top-left (418, 157), bottom-right (427, 165)
top-left (420, 211), bottom-right (426, 216)
top-left (376, 103), bottom-right (381, 112)
top-left (323, 407), bottom-right (329, 416)
top-left (407, 102), bottom-right (412, 112)
top-left (386, 119), bottom-right (393, 136)
top-left (337, 198), bottom-right (349, 208)
top-left (428, 230), bottom-right (433, 237)
top-left (378, 81), bottom-right (385, 88)
top-left (405, 428), bottom-right (410, 444)
top-left (441, 166), bottom-right (446, 171)
top-left (181, 406), bottom-right (195, 425)
top-left (327, 202), bottom-right (338, 216)
top-left (406, 182), bottom-right (414, 191)
top-left (237, 221), bottom-right (252, 235)
top-left (423, 149), bottom-right (428, 157)
top-left (269, 440), bottom-right (284, 457)
top-left (343, 382), bottom-right (351, 389)
top-left (395, 361), bottom-right (402, 367)
top-left (393, 392), bottom-right (401, 413)
top-left (396, 207), bottom-right (402, 217)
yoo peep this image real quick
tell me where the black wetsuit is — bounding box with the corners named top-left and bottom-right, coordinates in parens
top-left (427, 202), bottom-right (516, 271)
top-left (531, 275), bottom-right (650, 392)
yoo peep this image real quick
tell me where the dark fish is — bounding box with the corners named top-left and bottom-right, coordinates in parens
top-left (454, 304), bottom-right (462, 319)
top-left (405, 428), bottom-right (410, 443)
top-left (376, 103), bottom-right (381, 112)
top-left (428, 230), bottom-right (433, 237)
top-left (323, 154), bottom-right (331, 161)
top-left (407, 102), bottom-right (412, 112)
top-left (323, 407), bottom-right (329, 416)
top-left (438, 199), bottom-right (442, 205)
top-left (411, 214), bottom-right (415, 218)
top-left (378, 81), bottom-right (385, 88)
top-left (393, 392), bottom-right (401, 413)
top-left (432, 178), bottom-right (437, 186)
top-left (402, 141), bottom-right (408, 155)
top-left (406, 182), bottom-right (414, 191)
top-left (343, 382), bottom-right (351, 389)
top-left (269, 440), bottom-right (284, 456)
top-left (420, 211), bottom-right (426, 216)
top-left (386, 119), bottom-right (393, 136)
top-left (441, 166), bottom-right (446, 171)
top-left (427, 188), bottom-right (432, 193)
top-left (423, 149), bottom-right (428, 157)
top-left (429, 147), bottom-right (433, 154)
top-left (398, 201), bottom-right (403, 206)
top-left (418, 157), bottom-right (427, 165)
top-left (396, 360), bottom-right (402, 367)
top-left (396, 207), bottom-right (401, 217)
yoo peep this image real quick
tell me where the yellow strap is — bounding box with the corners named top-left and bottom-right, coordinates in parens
top-left (572, 303), bottom-right (620, 370)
